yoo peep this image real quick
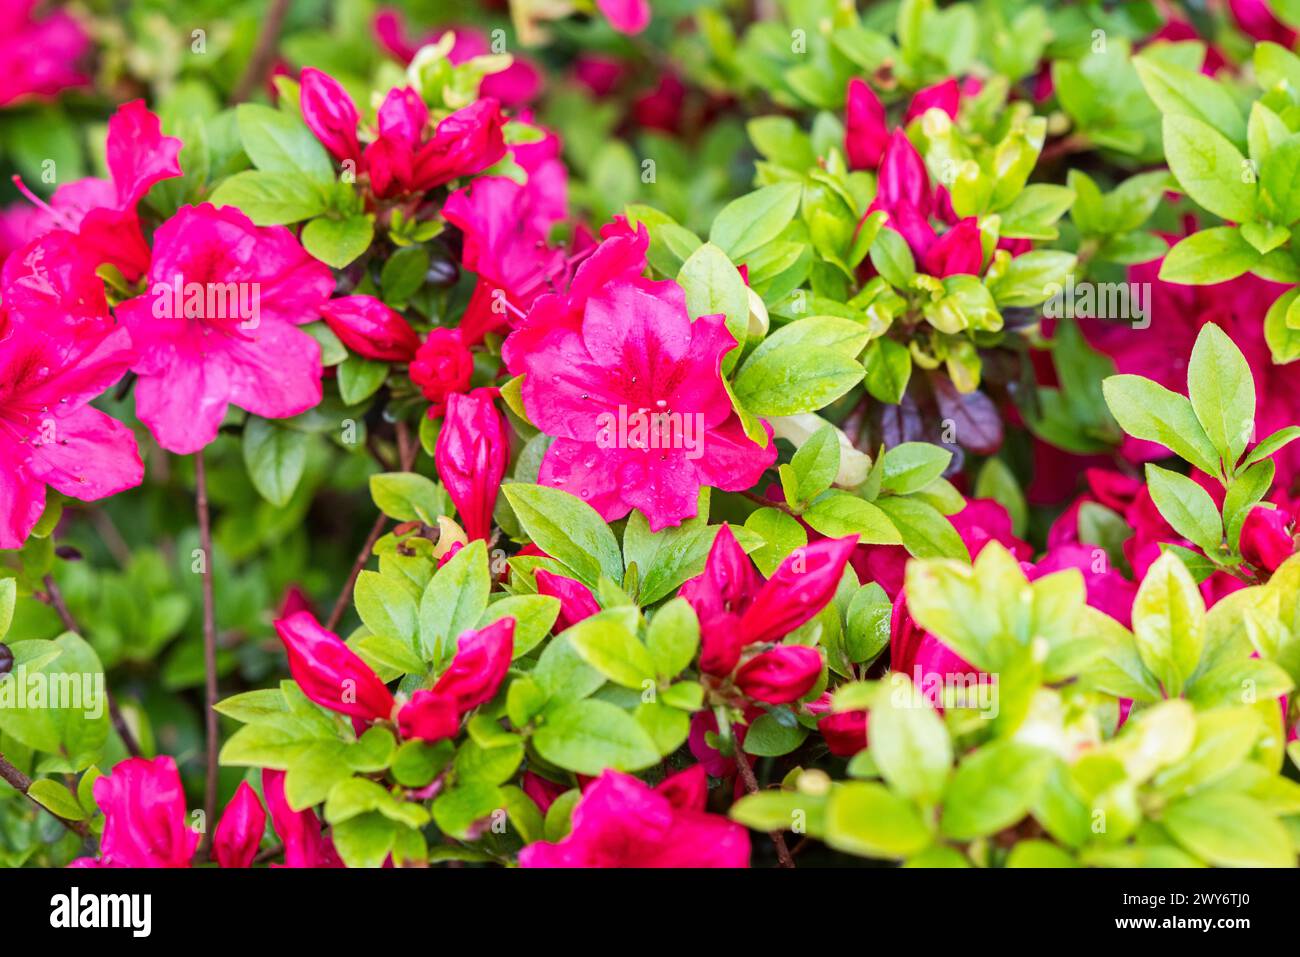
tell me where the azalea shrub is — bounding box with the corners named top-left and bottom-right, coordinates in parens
top-left (5, 0), bottom-right (1300, 872)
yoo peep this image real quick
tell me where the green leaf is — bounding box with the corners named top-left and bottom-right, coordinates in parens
top-left (645, 598), bottom-right (699, 679)
top-left (786, 424), bottom-right (840, 503)
top-left (871, 676), bottom-right (951, 803)
top-left (1133, 54), bottom-right (1246, 147)
top-left (503, 484), bottom-right (623, 588)
top-left (940, 741), bottom-right (1053, 840)
top-left (236, 104), bottom-right (333, 180)
top-left (337, 354), bottom-right (387, 405)
top-left (677, 243), bottom-right (749, 374)
top-left (1187, 323), bottom-right (1255, 467)
top-left (1243, 426), bottom-right (1300, 469)
top-left (209, 170), bottom-right (327, 225)
top-left (369, 472), bottom-right (444, 524)
top-left (1161, 114), bottom-right (1256, 223)
top-left (355, 570), bottom-right (418, 646)
top-left (0, 578), bottom-right (15, 641)
top-left (1101, 374), bottom-right (1222, 476)
top-left (863, 337), bottom-right (912, 404)
top-left (880, 442), bottom-right (952, 495)
top-left (302, 215), bottom-right (374, 269)
top-left (621, 495), bottom-right (717, 605)
top-left (242, 417), bottom-right (308, 507)
top-left (26, 779), bottom-right (89, 822)
top-left (532, 699), bottom-right (659, 774)
top-left (1144, 465), bottom-right (1223, 555)
top-left (875, 497), bottom-right (968, 560)
top-left (710, 183), bottom-right (803, 260)
top-left (0, 633), bottom-right (109, 770)
top-left (565, 611), bottom-right (656, 689)
top-left (478, 594), bottom-right (559, 660)
top-left (742, 711), bottom-right (809, 757)
top-left (733, 343), bottom-right (863, 416)
top-left (824, 782), bottom-right (932, 859)
top-left (870, 227), bottom-right (916, 287)
top-left (1159, 227), bottom-right (1260, 284)
top-left (803, 493), bottom-right (901, 546)
top-left (1261, 133), bottom-right (1300, 225)
top-left (845, 583), bottom-right (891, 663)
top-left (1163, 792), bottom-right (1294, 867)
top-left (1131, 552), bottom-right (1206, 697)
top-left (418, 540), bottom-right (490, 664)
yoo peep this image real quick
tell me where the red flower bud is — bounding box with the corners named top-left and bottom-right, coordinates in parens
top-left (397, 689), bottom-right (460, 743)
top-left (535, 569), bottom-right (600, 632)
top-left (320, 295), bottom-right (420, 362)
top-left (263, 769), bottom-right (343, 868)
top-left (274, 611), bottom-right (395, 722)
top-left (734, 646), bottom-right (823, 704)
top-left (299, 68), bottom-right (361, 164)
top-left (410, 328), bottom-right (474, 418)
top-left (432, 617), bottom-right (515, 713)
top-left (921, 217), bottom-right (983, 278)
top-left (845, 78), bottom-right (888, 171)
top-left (212, 781), bottom-right (266, 869)
top-left (739, 537), bottom-right (857, 646)
top-left (904, 78), bottom-right (960, 124)
top-left (818, 710), bottom-right (869, 757)
top-left (435, 388), bottom-right (510, 542)
top-left (1240, 505), bottom-right (1295, 572)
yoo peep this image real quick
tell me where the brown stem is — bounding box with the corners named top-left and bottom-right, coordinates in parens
top-left (740, 488), bottom-right (795, 515)
top-left (229, 0), bottom-right (293, 104)
top-left (41, 575), bottom-right (141, 759)
top-left (325, 422), bottom-right (419, 632)
top-left (731, 727), bottom-right (795, 868)
top-left (0, 752), bottom-right (88, 837)
top-left (195, 451), bottom-right (219, 859)
top-left (89, 508), bottom-right (132, 567)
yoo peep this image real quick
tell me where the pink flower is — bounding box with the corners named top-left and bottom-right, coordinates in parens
top-left (535, 569), bottom-right (600, 632)
top-left (919, 216), bottom-right (983, 277)
top-left (891, 592), bottom-right (979, 693)
top-left (949, 499), bottom-right (1032, 561)
top-left (597, 0), bottom-right (652, 34)
top-left (11, 100), bottom-right (181, 280)
top-left (522, 771), bottom-right (568, 814)
top-left (435, 388), bottom-right (510, 542)
top-left (397, 618), bottom-right (515, 742)
top-left (91, 757), bottom-right (199, 868)
top-left (509, 247), bottom-right (776, 531)
top-left (734, 646), bottom-right (823, 704)
top-left (365, 91), bottom-right (507, 199)
top-left (518, 768), bottom-right (750, 867)
top-left (816, 705), bottom-right (869, 757)
top-left (410, 328), bottom-right (474, 416)
top-left (1240, 505), bottom-right (1295, 573)
top-left (903, 78), bottom-right (961, 124)
top-left (262, 769), bottom-right (343, 868)
top-left (845, 78), bottom-right (889, 171)
top-left (212, 781), bottom-right (266, 869)
top-left (320, 294), bottom-right (420, 362)
top-left (0, 234), bottom-right (143, 549)
top-left (1229, 0), bottom-right (1298, 46)
top-left (274, 611), bottom-right (396, 723)
top-left (739, 537), bottom-right (860, 644)
top-left (117, 203), bottom-right (333, 454)
top-left (299, 67), bottom-right (362, 164)
top-left (0, 1), bottom-right (91, 107)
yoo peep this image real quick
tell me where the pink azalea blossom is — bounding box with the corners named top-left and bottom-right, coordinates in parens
top-left (1240, 505), bottom-right (1295, 573)
top-left (85, 757), bottom-right (199, 868)
top-left (116, 203), bottom-right (333, 454)
top-left (507, 228), bottom-right (776, 531)
top-left (733, 645), bottom-right (823, 704)
top-left (0, 233), bottom-right (143, 549)
top-left (410, 328), bottom-right (474, 416)
top-left (535, 569), bottom-right (600, 632)
top-left (0, 1), bottom-right (91, 107)
top-left (11, 100), bottom-right (182, 280)
top-left (397, 618), bottom-right (515, 742)
top-left (518, 768), bottom-right (750, 867)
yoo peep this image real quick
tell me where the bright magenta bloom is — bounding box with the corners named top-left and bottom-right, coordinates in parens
top-left (299, 67), bottom-right (362, 164)
top-left (212, 781), bottom-right (267, 869)
top-left (518, 767), bottom-right (750, 867)
top-left (117, 203), bottom-right (333, 454)
top-left (597, 0), bottom-right (651, 34)
top-left (263, 769), bottom-right (343, 868)
top-left (397, 618), bottom-right (515, 742)
top-left (274, 611), bottom-right (396, 723)
top-left (12, 100), bottom-right (181, 280)
top-left (410, 328), bottom-right (474, 417)
top-left (1240, 505), bottom-right (1295, 573)
top-left (435, 388), bottom-right (509, 541)
top-left (509, 236), bottom-right (775, 530)
top-left (365, 90), bottom-right (507, 198)
top-left (0, 1), bottom-right (90, 107)
top-left (845, 78), bottom-right (889, 170)
top-left (90, 756), bottom-right (199, 868)
top-left (0, 233), bottom-right (143, 549)
top-left (320, 294), bottom-right (421, 362)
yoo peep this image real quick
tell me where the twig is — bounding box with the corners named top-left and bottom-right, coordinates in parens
top-left (229, 0), bottom-right (293, 105)
top-left (0, 752), bottom-right (88, 837)
top-left (41, 576), bottom-right (141, 759)
top-left (195, 451), bottom-right (219, 859)
top-left (89, 508), bottom-right (132, 567)
top-left (731, 727), bottom-right (795, 868)
top-left (739, 488), bottom-right (794, 515)
top-left (325, 422), bottom-right (419, 631)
